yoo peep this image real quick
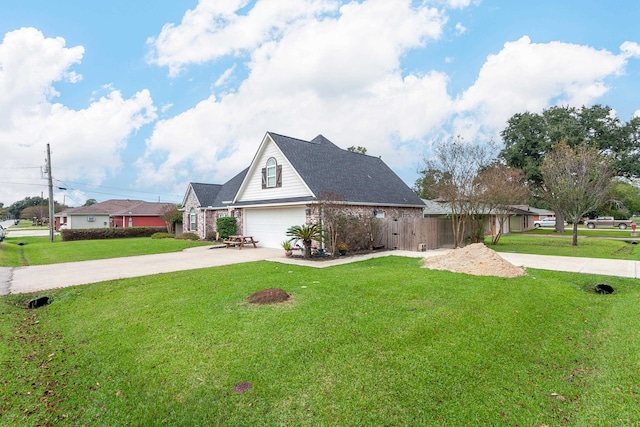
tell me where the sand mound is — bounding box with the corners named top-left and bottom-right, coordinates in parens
top-left (422, 243), bottom-right (525, 278)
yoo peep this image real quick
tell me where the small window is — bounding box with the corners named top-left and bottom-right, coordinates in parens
top-left (262, 158), bottom-right (282, 189)
top-left (375, 211), bottom-right (385, 219)
top-left (190, 208), bottom-right (196, 231)
top-left (266, 158), bottom-right (277, 187)
top-left (87, 216), bottom-right (95, 222)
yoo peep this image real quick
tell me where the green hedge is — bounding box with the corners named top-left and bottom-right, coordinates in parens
top-left (61, 227), bottom-right (166, 241)
top-left (216, 216), bottom-right (237, 239)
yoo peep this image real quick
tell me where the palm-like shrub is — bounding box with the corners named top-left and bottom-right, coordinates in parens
top-left (286, 223), bottom-right (323, 258)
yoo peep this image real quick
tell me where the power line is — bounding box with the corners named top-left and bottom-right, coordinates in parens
top-left (55, 179), bottom-right (182, 198)
top-left (52, 180), bottom-right (182, 204)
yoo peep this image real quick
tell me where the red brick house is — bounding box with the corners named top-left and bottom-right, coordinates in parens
top-left (54, 199), bottom-right (175, 231)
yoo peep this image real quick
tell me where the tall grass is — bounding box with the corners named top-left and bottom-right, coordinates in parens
top-left (1, 257), bottom-right (638, 425)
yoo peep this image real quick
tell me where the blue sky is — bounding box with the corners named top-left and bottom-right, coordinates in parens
top-left (1, 0), bottom-right (639, 207)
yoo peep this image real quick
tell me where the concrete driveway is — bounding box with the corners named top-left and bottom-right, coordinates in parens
top-left (1, 244), bottom-right (638, 296)
top-left (2, 246), bottom-right (283, 295)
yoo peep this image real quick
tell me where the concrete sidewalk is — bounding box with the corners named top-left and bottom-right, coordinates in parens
top-left (498, 252), bottom-right (640, 278)
top-left (0, 246), bottom-right (638, 296)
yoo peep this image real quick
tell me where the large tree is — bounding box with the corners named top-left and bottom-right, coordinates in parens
top-left (420, 137), bottom-right (497, 248)
top-left (605, 181), bottom-right (640, 218)
top-left (476, 164), bottom-right (529, 245)
top-left (501, 105), bottom-right (639, 182)
top-left (540, 141), bottom-right (613, 246)
top-left (500, 104), bottom-right (640, 231)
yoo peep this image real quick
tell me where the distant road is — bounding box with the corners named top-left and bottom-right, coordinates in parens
top-left (1, 220), bottom-right (51, 237)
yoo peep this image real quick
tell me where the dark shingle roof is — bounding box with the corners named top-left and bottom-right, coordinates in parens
top-left (268, 132), bottom-right (424, 206)
top-left (189, 168), bottom-right (248, 208)
top-left (189, 183), bottom-right (223, 207)
top-left (58, 199), bottom-right (175, 216)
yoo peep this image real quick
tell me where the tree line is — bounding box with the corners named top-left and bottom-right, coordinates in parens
top-left (415, 104), bottom-right (640, 247)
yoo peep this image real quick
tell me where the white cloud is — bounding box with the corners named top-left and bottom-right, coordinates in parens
top-left (147, 0), bottom-right (339, 77)
top-left (620, 41), bottom-right (640, 58)
top-left (445, 0), bottom-right (474, 8)
top-left (0, 28), bottom-right (84, 126)
top-left (4, 2), bottom-right (636, 209)
top-left (141, 2), bottom-right (639, 189)
top-left (453, 36), bottom-right (630, 140)
top-left (138, 0), bottom-right (450, 185)
top-left (0, 28), bottom-right (157, 205)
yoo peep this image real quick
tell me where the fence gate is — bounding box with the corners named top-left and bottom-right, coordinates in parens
top-left (376, 217), bottom-right (454, 251)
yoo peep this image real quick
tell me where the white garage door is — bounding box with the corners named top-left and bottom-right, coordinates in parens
top-left (244, 207), bottom-right (307, 248)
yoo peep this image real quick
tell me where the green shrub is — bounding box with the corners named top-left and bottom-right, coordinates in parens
top-left (216, 216), bottom-right (237, 239)
top-left (177, 232), bottom-right (200, 241)
top-left (151, 232), bottom-right (175, 239)
top-left (61, 227), bottom-right (166, 241)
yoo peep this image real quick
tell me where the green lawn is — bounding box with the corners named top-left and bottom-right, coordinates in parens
top-left (525, 226), bottom-right (638, 238)
top-left (9, 219), bottom-right (48, 230)
top-left (0, 236), bottom-right (211, 267)
top-left (486, 233), bottom-right (640, 260)
top-left (1, 257), bottom-right (639, 426)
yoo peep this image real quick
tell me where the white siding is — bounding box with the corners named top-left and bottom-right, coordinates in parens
top-left (68, 214), bottom-right (110, 229)
top-left (236, 139), bottom-right (311, 202)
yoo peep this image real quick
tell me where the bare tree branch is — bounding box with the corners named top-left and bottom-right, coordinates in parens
top-left (540, 141), bottom-right (613, 246)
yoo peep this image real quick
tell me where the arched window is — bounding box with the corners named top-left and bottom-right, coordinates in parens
top-left (266, 157), bottom-right (277, 187)
top-left (261, 157), bottom-right (282, 189)
top-left (190, 208), bottom-right (196, 231)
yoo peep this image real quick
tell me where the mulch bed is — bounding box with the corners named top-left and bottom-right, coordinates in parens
top-left (288, 247), bottom-right (389, 262)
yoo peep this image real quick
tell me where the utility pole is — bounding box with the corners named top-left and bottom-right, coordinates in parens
top-left (46, 144), bottom-right (55, 242)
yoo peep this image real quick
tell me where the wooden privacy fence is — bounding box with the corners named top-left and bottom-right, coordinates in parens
top-left (376, 217), bottom-right (454, 251)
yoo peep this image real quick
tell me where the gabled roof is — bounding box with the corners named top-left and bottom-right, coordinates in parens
top-left (186, 183), bottom-right (223, 207)
top-left (186, 168), bottom-right (249, 208)
top-left (57, 200), bottom-right (175, 217)
top-left (267, 132), bottom-right (424, 206)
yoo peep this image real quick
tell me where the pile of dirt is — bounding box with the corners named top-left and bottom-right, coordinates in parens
top-left (247, 288), bottom-right (291, 305)
top-left (422, 243), bottom-right (526, 278)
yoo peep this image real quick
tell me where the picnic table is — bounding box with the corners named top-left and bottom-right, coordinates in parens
top-left (223, 235), bottom-right (259, 249)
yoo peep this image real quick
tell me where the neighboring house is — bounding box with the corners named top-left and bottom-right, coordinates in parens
top-left (422, 199), bottom-right (536, 235)
top-left (421, 199), bottom-right (451, 217)
top-left (528, 207), bottom-right (556, 221)
top-left (182, 132), bottom-right (425, 247)
top-left (54, 200), bottom-right (175, 231)
top-left (507, 205), bottom-right (536, 232)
